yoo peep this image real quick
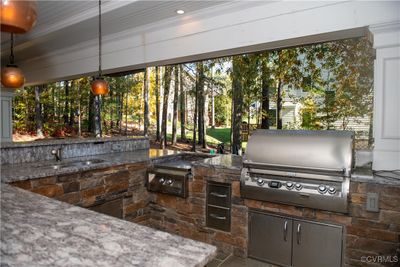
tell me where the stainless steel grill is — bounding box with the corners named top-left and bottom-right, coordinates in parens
top-left (241, 130), bottom-right (354, 213)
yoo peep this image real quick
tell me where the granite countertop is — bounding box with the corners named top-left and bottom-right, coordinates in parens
top-left (1, 150), bottom-right (150, 183)
top-left (4, 147), bottom-right (399, 186)
top-left (1, 149), bottom-right (183, 183)
top-left (352, 167), bottom-right (400, 186)
top-left (194, 154), bottom-right (243, 171)
top-left (1, 184), bottom-right (217, 267)
top-left (1, 136), bottom-right (148, 149)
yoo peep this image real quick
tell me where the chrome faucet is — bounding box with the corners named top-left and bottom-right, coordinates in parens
top-left (51, 148), bottom-right (62, 162)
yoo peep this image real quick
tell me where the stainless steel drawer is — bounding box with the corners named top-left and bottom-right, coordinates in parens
top-left (207, 183), bottom-right (231, 208)
top-left (207, 205), bottom-right (231, 232)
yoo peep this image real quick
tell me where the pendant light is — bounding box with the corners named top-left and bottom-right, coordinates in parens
top-left (1, 0), bottom-right (37, 33)
top-left (91, 0), bottom-right (108, 95)
top-left (1, 33), bottom-right (24, 88)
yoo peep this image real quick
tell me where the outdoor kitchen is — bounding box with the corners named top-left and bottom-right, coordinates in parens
top-left (1, 130), bottom-right (399, 266)
top-left (1, 1), bottom-right (400, 267)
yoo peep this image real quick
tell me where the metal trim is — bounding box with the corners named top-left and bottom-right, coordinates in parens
top-left (244, 162), bottom-right (346, 177)
top-left (246, 168), bottom-right (345, 182)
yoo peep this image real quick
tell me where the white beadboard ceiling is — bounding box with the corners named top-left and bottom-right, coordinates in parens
top-left (1, 0), bottom-right (229, 62)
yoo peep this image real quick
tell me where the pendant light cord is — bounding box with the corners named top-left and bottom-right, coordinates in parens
top-left (10, 33), bottom-right (15, 65)
top-left (98, 0), bottom-right (102, 77)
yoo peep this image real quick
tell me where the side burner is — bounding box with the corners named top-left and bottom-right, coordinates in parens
top-left (147, 153), bottom-right (213, 198)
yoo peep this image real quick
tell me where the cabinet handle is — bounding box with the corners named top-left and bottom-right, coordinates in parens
top-left (283, 220), bottom-right (288, 241)
top-left (210, 192), bottom-right (227, 198)
top-left (297, 223), bottom-right (302, 245)
top-left (210, 213), bottom-right (227, 220)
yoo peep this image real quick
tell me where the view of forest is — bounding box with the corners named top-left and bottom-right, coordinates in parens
top-left (12, 37), bottom-right (374, 152)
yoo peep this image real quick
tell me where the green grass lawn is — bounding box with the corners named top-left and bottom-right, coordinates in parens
top-left (206, 127), bottom-right (231, 144)
top-left (167, 126), bottom-right (247, 150)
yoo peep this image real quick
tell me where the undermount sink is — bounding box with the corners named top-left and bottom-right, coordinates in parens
top-left (45, 159), bottom-right (106, 170)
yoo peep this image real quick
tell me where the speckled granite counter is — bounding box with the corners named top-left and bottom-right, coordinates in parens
top-left (1, 150), bottom-right (150, 183)
top-left (192, 154), bottom-right (243, 184)
top-left (352, 167), bottom-right (400, 185)
top-left (1, 149), bottom-right (184, 183)
top-left (194, 154), bottom-right (242, 171)
top-left (1, 184), bottom-right (217, 267)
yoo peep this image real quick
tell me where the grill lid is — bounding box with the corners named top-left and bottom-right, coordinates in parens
top-left (244, 130), bottom-right (354, 177)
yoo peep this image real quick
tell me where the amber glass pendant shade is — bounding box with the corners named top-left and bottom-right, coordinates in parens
top-left (1, 0), bottom-right (37, 33)
top-left (1, 64), bottom-right (25, 88)
top-left (91, 78), bottom-right (108, 95)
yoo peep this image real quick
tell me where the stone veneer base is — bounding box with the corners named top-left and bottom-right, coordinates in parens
top-left (11, 161), bottom-right (400, 267)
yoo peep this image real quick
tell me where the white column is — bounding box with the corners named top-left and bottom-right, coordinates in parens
top-left (0, 88), bottom-right (14, 143)
top-left (370, 22), bottom-right (400, 170)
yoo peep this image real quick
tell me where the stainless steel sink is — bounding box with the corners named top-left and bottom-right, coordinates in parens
top-left (44, 159), bottom-right (106, 170)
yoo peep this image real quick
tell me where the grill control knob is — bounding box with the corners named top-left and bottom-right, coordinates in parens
top-left (328, 187), bottom-right (336, 195)
top-left (318, 185), bottom-right (328, 194)
top-left (295, 183), bottom-right (303, 190)
top-left (166, 179), bottom-right (174, 186)
top-left (159, 178), bottom-right (165, 184)
top-left (256, 179), bottom-right (265, 186)
top-left (286, 182), bottom-right (294, 190)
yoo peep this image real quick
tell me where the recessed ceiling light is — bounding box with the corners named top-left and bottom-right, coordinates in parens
top-left (176, 10), bottom-right (185, 15)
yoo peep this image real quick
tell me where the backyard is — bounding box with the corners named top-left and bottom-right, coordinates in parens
top-left (11, 37), bottom-right (374, 152)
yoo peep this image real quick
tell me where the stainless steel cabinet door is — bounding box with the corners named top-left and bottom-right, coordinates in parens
top-left (248, 212), bottom-right (292, 266)
top-left (292, 220), bottom-right (342, 267)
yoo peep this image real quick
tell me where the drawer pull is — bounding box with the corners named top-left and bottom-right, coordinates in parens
top-left (283, 220), bottom-right (288, 241)
top-left (209, 213), bottom-right (227, 220)
top-left (210, 192), bottom-right (227, 198)
top-left (297, 223), bottom-right (302, 244)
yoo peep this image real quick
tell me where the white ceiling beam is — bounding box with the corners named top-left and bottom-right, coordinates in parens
top-left (14, 1), bottom-right (400, 85)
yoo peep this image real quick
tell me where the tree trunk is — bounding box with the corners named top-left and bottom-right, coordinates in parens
top-left (93, 95), bottom-right (102, 137)
top-left (368, 111), bottom-right (373, 147)
top-left (34, 85), bottom-right (44, 137)
top-left (155, 66), bottom-right (161, 141)
top-left (57, 83), bottom-right (61, 123)
top-left (248, 103), bottom-right (251, 124)
top-left (277, 79), bottom-right (283, 129)
top-left (172, 66), bottom-right (179, 145)
top-left (197, 62), bottom-right (206, 148)
top-left (192, 70), bottom-right (198, 152)
top-left (69, 81), bottom-right (75, 126)
top-left (160, 66), bottom-right (172, 149)
top-left (52, 85), bottom-right (56, 122)
top-left (88, 88), bottom-right (95, 133)
top-left (232, 57), bottom-right (243, 154)
top-left (179, 65), bottom-right (186, 140)
top-left (211, 82), bottom-right (215, 129)
top-left (117, 92), bottom-right (122, 132)
top-left (261, 56), bottom-right (270, 129)
top-left (64, 81), bottom-right (69, 124)
top-left (138, 75), bottom-right (143, 132)
top-left (24, 90), bottom-right (29, 132)
top-left (110, 89), bottom-right (114, 130)
top-left (143, 68), bottom-right (150, 137)
top-left (125, 91), bottom-right (128, 135)
top-left (102, 93), bottom-right (108, 134)
top-left (77, 81), bottom-right (82, 137)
